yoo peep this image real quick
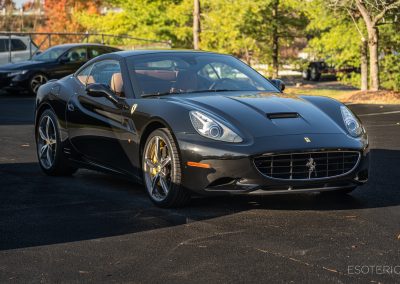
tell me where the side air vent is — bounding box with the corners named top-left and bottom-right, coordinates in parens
top-left (266, 112), bottom-right (300, 119)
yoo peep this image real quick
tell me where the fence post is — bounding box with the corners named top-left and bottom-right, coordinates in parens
top-left (48, 34), bottom-right (51, 47)
top-left (29, 34), bottom-right (32, 59)
top-left (8, 34), bottom-right (12, 63)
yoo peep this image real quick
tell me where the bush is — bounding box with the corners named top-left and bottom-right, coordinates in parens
top-left (337, 72), bottom-right (361, 89)
top-left (381, 54), bottom-right (400, 91)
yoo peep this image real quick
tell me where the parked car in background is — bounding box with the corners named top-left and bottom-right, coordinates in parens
top-left (302, 61), bottom-right (359, 81)
top-left (302, 61), bottom-right (332, 81)
top-left (0, 36), bottom-right (38, 66)
top-left (0, 43), bottom-right (121, 94)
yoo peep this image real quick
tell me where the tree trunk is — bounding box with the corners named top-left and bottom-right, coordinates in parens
top-left (368, 26), bottom-right (379, 91)
top-left (360, 38), bottom-right (368, 91)
top-left (193, 0), bottom-right (201, 50)
top-left (271, 0), bottom-right (279, 78)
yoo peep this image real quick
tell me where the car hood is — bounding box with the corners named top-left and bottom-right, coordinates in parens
top-left (168, 91), bottom-right (346, 138)
top-left (0, 60), bottom-right (47, 71)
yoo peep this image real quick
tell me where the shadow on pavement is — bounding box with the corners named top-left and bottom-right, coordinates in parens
top-left (0, 148), bottom-right (398, 251)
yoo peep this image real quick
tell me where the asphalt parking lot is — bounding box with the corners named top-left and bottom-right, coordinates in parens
top-left (0, 93), bottom-right (399, 283)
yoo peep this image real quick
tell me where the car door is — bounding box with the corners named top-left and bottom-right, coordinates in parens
top-left (0, 39), bottom-right (8, 65)
top-left (66, 59), bottom-right (136, 174)
top-left (52, 46), bottom-right (88, 79)
top-left (10, 39), bottom-right (30, 63)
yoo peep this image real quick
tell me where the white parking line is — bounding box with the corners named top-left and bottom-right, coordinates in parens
top-left (358, 110), bottom-right (400, 117)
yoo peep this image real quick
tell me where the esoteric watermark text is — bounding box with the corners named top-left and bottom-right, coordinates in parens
top-left (348, 265), bottom-right (400, 275)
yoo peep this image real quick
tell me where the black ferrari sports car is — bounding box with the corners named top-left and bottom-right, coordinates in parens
top-left (34, 50), bottom-right (369, 207)
top-left (0, 43), bottom-right (120, 94)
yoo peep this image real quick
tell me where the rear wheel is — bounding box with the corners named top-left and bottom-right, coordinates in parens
top-left (142, 128), bottom-right (191, 208)
top-left (310, 67), bottom-right (321, 81)
top-left (36, 109), bottom-right (77, 176)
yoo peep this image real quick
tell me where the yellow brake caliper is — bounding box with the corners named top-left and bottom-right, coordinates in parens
top-left (150, 140), bottom-right (165, 177)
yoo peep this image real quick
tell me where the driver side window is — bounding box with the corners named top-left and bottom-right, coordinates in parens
top-left (65, 47), bottom-right (87, 63)
top-left (90, 60), bottom-right (125, 97)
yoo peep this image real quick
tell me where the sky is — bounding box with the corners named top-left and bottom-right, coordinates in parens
top-left (14, 0), bottom-right (28, 8)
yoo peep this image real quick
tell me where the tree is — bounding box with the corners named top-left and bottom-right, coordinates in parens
top-left (331, 0), bottom-right (400, 91)
top-left (327, 2), bottom-right (369, 90)
top-left (75, 0), bottom-right (192, 48)
top-left (39, 0), bottom-right (100, 43)
top-left (0, 0), bottom-right (15, 31)
top-left (355, 0), bottom-right (400, 90)
top-left (193, 0), bottom-right (200, 49)
top-left (0, 0), bottom-right (14, 10)
top-left (239, 0), bottom-right (308, 75)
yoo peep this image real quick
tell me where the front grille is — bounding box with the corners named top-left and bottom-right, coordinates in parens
top-left (254, 151), bottom-right (360, 180)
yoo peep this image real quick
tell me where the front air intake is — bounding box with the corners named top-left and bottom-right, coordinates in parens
top-left (254, 151), bottom-right (360, 180)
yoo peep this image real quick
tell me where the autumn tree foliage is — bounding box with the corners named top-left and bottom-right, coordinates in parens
top-left (38, 0), bottom-right (100, 45)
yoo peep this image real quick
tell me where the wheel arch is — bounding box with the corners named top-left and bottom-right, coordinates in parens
top-left (138, 117), bottom-right (181, 171)
top-left (35, 103), bottom-right (53, 130)
top-left (35, 102), bottom-right (64, 138)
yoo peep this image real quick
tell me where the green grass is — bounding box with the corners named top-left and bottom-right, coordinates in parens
top-left (285, 87), bottom-right (353, 99)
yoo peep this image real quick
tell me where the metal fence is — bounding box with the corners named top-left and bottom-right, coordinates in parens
top-left (0, 31), bottom-right (172, 63)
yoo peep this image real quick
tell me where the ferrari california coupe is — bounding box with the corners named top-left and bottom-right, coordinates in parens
top-left (34, 50), bottom-right (369, 207)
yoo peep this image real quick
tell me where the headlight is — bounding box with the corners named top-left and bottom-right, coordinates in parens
top-left (189, 110), bottom-right (243, 143)
top-left (7, 70), bottom-right (28, 77)
top-left (340, 105), bottom-right (363, 137)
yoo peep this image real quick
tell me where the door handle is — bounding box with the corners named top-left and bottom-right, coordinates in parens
top-left (67, 102), bottom-right (75, 112)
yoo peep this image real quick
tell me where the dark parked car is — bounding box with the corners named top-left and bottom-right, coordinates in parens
top-left (0, 43), bottom-right (120, 94)
top-left (302, 61), bottom-right (359, 81)
top-left (34, 50), bottom-right (369, 208)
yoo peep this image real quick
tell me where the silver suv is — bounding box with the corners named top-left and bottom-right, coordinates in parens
top-left (0, 36), bottom-right (38, 66)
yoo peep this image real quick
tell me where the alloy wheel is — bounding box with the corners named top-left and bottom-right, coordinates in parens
top-left (37, 115), bottom-right (57, 169)
top-left (143, 136), bottom-right (173, 202)
top-left (30, 74), bottom-right (48, 94)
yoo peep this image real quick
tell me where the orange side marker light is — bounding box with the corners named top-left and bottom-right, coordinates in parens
top-left (187, 161), bottom-right (211, 169)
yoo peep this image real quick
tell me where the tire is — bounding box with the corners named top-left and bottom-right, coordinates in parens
top-left (310, 67), bottom-right (321, 81)
top-left (29, 73), bottom-right (48, 95)
top-left (320, 186), bottom-right (357, 196)
top-left (142, 128), bottom-right (191, 208)
top-left (302, 69), bottom-right (311, 81)
top-left (36, 109), bottom-right (78, 176)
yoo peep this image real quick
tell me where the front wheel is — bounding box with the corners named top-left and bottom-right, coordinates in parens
top-left (142, 128), bottom-right (191, 208)
top-left (29, 73), bottom-right (48, 95)
top-left (36, 109), bottom-right (77, 176)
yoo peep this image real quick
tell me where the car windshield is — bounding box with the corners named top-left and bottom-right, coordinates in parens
top-left (33, 46), bottom-right (67, 62)
top-left (126, 53), bottom-right (279, 97)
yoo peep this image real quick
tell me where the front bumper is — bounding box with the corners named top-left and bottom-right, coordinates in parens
top-left (176, 132), bottom-right (369, 195)
top-left (0, 72), bottom-right (30, 91)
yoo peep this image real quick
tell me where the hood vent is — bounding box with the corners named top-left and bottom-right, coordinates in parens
top-left (266, 112), bottom-right (300, 119)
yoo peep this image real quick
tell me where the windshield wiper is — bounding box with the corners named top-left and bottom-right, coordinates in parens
top-left (141, 91), bottom-right (183, 98)
top-left (190, 89), bottom-right (239, 93)
top-left (141, 89), bottom-right (257, 97)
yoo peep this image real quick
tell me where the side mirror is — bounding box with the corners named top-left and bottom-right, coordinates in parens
top-left (86, 83), bottom-right (127, 109)
top-left (271, 79), bottom-right (285, 92)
